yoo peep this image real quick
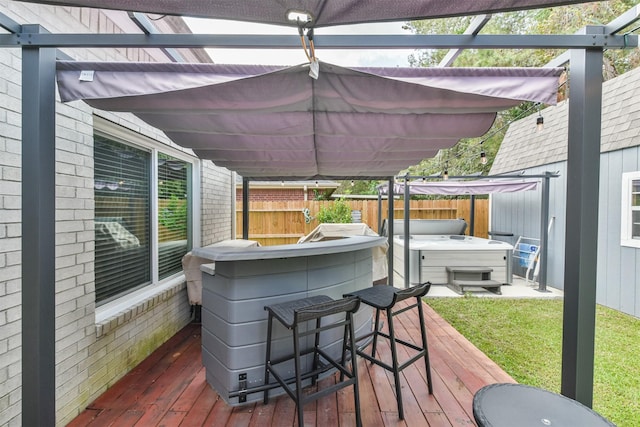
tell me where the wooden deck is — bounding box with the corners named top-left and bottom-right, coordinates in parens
top-left (68, 301), bottom-right (515, 426)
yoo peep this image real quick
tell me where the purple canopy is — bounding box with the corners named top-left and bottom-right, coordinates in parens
top-left (57, 61), bottom-right (562, 180)
top-left (20, 0), bottom-right (597, 27)
top-left (379, 179), bottom-right (539, 196)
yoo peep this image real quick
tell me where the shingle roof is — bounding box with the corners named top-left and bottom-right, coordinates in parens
top-left (491, 66), bottom-right (640, 175)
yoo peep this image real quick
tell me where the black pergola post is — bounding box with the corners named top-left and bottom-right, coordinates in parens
top-left (21, 24), bottom-right (57, 426)
top-left (537, 171), bottom-right (553, 292)
top-left (403, 176), bottom-right (410, 288)
top-left (242, 177), bottom-right (249, 239)
top-left (561, 26), bottom-right (604, 407)
top-left (469, 195), bottom-right (476, 236)
top-left (387, 178), bottom-right (394, 286)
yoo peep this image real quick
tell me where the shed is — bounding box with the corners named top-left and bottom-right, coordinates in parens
top-left (491, 65), bottom-right (640, 318)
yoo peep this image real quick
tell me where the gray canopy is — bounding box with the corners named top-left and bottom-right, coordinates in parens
top-left (379, 179), bottom-right (539, 196)
top-left (19, 0), bottom-right (597, 27)
top-left (57, 60), bottom-right (563, 180)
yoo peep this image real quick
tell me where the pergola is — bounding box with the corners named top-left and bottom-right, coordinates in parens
top-left (1, 1), bottom-right (638, 425)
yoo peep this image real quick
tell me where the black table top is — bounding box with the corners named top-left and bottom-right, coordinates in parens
top-left (473, 383), bottom-right (616, 427)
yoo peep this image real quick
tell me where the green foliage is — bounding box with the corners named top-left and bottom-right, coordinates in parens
top-left (335, 180), bottom-right (382, 195)
top-left (407, 1), bottom-right (640, 74)
top-left (312, 189), bottom-right (331, 200)
top-left (426, 298), bottom-right (640, 426)
top-left (315, 199), bottom-right (353, 223)
top-left (158, 179), bottom-right (186, 199)
top-left (159, 195), bottom-right (187, 235)
top-left (403, 2), bottom-right (640, 179)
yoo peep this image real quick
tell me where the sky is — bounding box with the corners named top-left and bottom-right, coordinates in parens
top-left (185, 18), bottom-right (416, 67)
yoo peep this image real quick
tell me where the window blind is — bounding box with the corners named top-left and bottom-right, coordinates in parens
top-left (158, 154), bottom-right (190, 279)
top-left (94, 136), bottom-right (151, 304)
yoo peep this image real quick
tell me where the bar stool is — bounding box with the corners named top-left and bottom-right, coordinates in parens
top-left (263, 295), bottom-right (362, 427)
top-left (345, 282), bottom-right (433, 420)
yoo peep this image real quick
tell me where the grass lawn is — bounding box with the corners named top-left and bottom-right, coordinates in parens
top-left (425, 297), bottom-right (640, 427)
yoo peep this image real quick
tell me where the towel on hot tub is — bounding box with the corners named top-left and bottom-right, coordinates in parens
top-left (298, 223), bottom-right (388, 282)
top-left (181, 239), bottom-right (260, 305)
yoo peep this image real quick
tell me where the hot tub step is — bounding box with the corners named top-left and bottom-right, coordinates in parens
top-left (446, 266), bottom-right (495, 283)
top-left (449, 279), bottom-right (502, 295)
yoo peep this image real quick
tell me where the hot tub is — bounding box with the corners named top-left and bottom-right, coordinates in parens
top-left (388, 220), bottom-right (513, 287)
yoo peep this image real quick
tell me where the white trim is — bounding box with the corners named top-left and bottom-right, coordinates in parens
top-left (621, 171), bottom-right (640, 248)
top-left (151, 149), bottom-right (160, 284)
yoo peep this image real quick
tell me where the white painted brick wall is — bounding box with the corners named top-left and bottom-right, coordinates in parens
top-left (0, 2), bottom-right (232, 426)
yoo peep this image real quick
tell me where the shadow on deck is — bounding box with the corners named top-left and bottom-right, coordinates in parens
top-left (68, 301), bottom-right (515, 426)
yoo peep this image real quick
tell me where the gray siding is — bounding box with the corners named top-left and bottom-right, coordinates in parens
top-left (491, 162), bottom-right (567, 292)
top-left (491, 66), bottom-right (640, 318)
top-left (491, 148), bottom-right (640, 318)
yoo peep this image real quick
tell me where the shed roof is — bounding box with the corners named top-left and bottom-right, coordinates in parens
top-left (491, 65), bottom-right (640, 174)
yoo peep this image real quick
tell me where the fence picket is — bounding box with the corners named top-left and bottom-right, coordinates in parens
top-left (236, 199), bottom-right (488, 246)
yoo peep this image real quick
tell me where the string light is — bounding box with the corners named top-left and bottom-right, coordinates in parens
top-left (443, 161), bottom-right (449, 180)
top-left (535, 101), bottom-right (545, 131)
top-left (350, 180), bottom-right (355, 186)
top-left (480, 150), bottom-right (487, 165)
top-left (315, 180), bottom-right (318, 187)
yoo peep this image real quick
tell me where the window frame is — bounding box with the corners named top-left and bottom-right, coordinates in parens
top-left (94, 117), bottom-right (201, 305)
top-left (621, 171), bottom-right (640, 248)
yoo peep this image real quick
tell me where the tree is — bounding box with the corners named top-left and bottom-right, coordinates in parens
top-left (402, 1), bottom-right (640, 177)
top-left (408, 1), bottom-right (640, 74)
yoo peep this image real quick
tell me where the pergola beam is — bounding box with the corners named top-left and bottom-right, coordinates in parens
top-left (1, 32), bottom-right (635, 49)
top-left (438, 14), bottom-right (492, 67)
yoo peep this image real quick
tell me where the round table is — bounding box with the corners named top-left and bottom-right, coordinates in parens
top-left (473, 383), bottom-right (616, 427)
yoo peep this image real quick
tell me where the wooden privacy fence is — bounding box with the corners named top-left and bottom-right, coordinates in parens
top-left (236, 198), bottom-right (489, 246)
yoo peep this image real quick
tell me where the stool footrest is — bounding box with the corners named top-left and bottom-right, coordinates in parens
top-left (264, 295), bottom-right (362, 427)
top-left (343, 284), bottom-right (433, 421)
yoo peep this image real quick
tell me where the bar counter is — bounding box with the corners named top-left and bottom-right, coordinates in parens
top-left (192, 235), bottom-right (387, 405)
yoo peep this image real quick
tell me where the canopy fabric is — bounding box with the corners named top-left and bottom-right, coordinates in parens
top-left (20, 0), bottom-right (597, 27)
top-left (57, 61), bottom-right (562, 180)
top-left (379, 179), bottom-right (539, 195)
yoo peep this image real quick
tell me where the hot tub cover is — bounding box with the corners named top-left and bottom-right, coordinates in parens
top-left (56, 61), bottom-right (563, 180)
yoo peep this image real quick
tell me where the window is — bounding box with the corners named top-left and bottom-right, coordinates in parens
top-left (621, 171), bottom-right (640, 248)
top-left (158, 154), bottom-right (191, 279)
top-left (94, 136), bottom-right (151, 303)
top-left (94, 126), bottom-right (195, 305)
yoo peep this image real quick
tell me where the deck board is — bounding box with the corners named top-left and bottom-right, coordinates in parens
top-left (69, 300), bottom-right (515, 426)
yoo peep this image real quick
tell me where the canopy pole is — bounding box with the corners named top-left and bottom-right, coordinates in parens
top-left (242, 178), bottom-right (249, 240)
top-left (469, 195), bottom-right (476, 236)
top-left (377, 190), bottom-right (382, 234)
top-left (561, 28), bottom-right (603, 407)
top-left (537, 172), bottom-right (552, 292)
top-left (387, 178), bottom-right (394, 287)
top-left (21, 24), bottom-right (56, 426)
top-left (403, 176), bottom-right (410, 288)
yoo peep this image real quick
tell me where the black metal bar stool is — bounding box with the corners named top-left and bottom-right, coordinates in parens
top-left (345, 282), bottom-right (433, 420)
top-left (263, 295), bottom-right (362, 427)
